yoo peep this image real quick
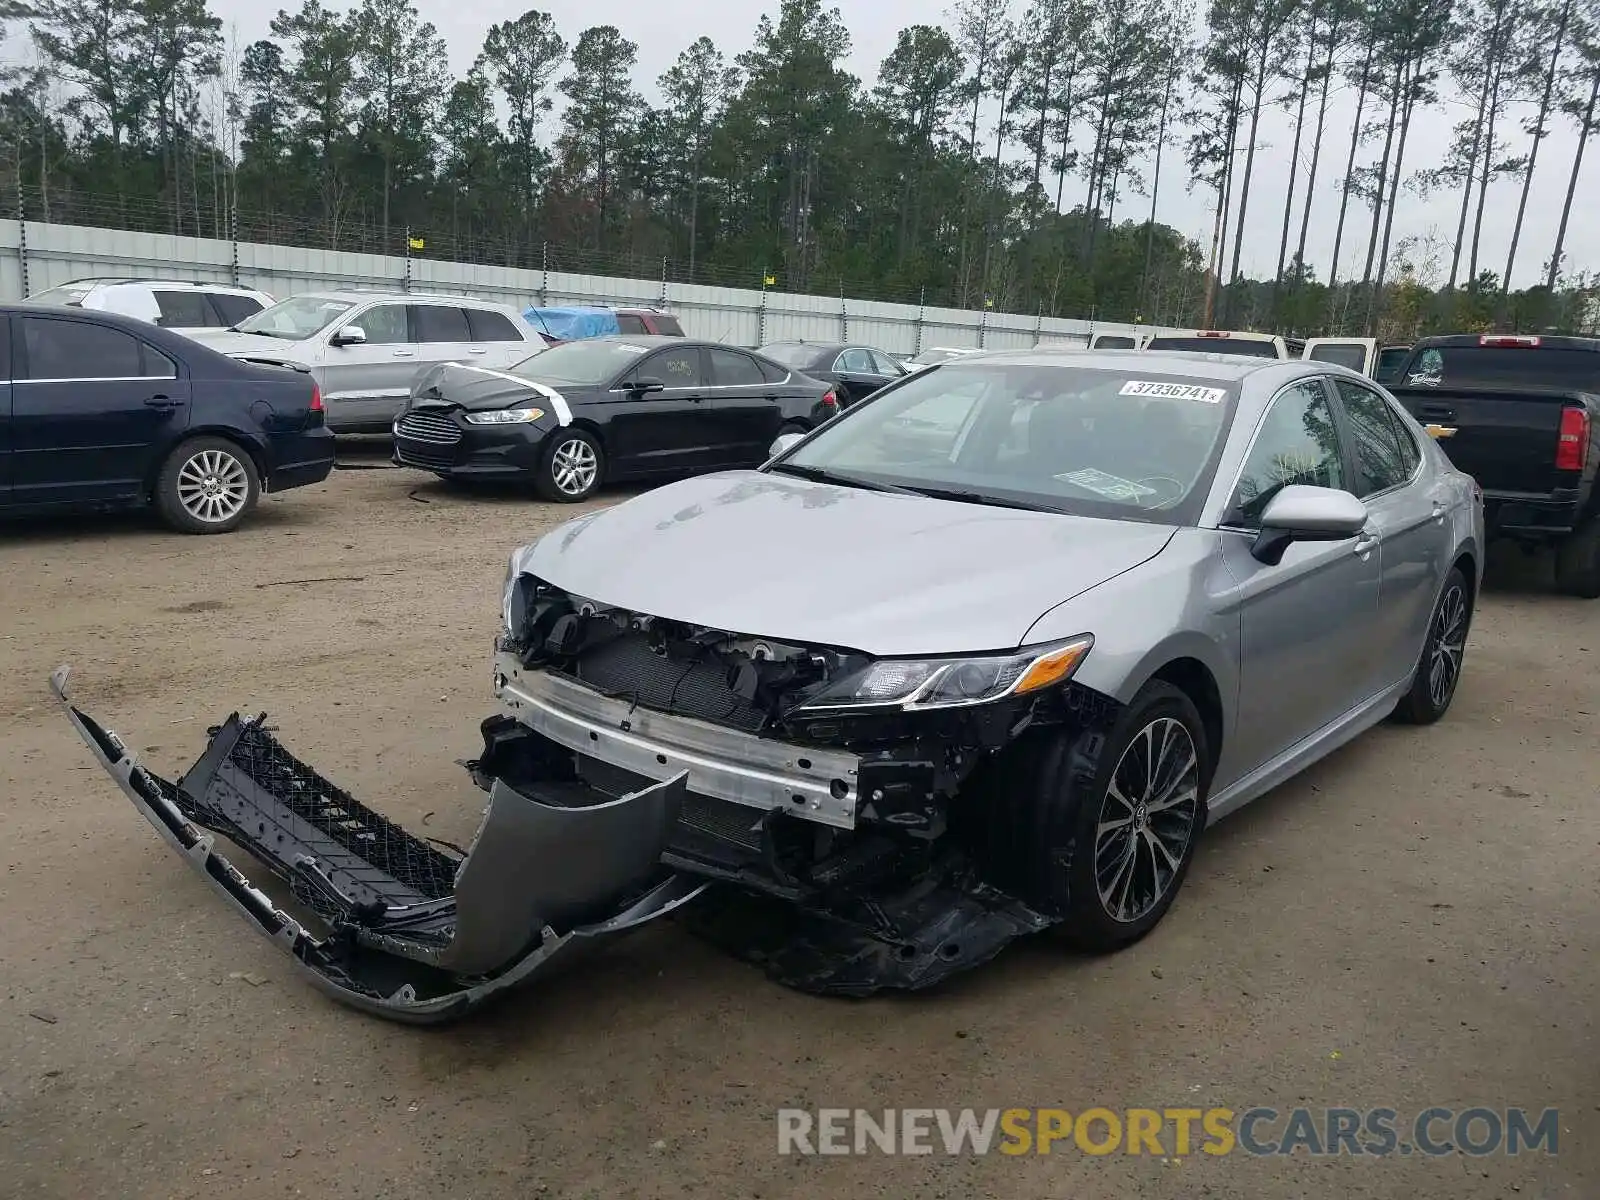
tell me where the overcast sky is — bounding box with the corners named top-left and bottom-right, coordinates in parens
top-left (200, 0), bottom-right (1596, 290)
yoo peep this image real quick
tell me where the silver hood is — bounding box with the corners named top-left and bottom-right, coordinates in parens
top-left (513, 471), bottom-right (1175, 656)
top-left (183, 329), bottom-right (315, 364)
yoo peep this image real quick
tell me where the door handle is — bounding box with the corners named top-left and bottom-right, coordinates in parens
top-left (1353, 531), bottom-right (1378, 558)
top-left (1417, 404), bottom-right (1455, 419)
top-left (392, 349), bottom-right (416, 357)
top-left (144, 394), bottom-right (179, 409)
top-left (1431, 500), bottom-right (1447, 523)
top-left (468, 347), bottom-right (487, 355)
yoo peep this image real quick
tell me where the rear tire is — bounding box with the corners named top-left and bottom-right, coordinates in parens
top-left (535, 429), bottom-right (604, 503)
top-left (980, 680), bottom-right (1209, 952)
top-left (153, 436), bottom-right (260, 534)
top-left (1393, 566), bottom-right (1472, 724)
top-left (1554, 517), bottom-right (1600, 598)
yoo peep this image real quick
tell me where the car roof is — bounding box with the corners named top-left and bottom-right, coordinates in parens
top-left (956, 346), bottom-right (1290, 382)
top-left (296, 290), bottom-right (511, 307)
top-left (40, 278), bottom-right (267, 295)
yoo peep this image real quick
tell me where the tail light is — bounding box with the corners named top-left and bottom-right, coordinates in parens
top-left (1480, 334), bottom-right (1540, 347)
top-left (821, 390), bottom-right (838, 409)
top-left (309, 380), bottom-right (324, 413)
top-left (1557, 406), bottom-right (1589, 472)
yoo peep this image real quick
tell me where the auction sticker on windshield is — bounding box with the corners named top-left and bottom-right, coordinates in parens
top-left (1058, 468), bottom-right (1158, 502)
top-left (1119, 380), bottom-right (1227, 403)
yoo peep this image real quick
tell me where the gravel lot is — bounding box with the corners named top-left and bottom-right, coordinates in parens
top-left (1, 448), bottom-right (1595, 1199)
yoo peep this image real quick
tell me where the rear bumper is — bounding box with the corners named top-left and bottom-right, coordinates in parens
top-left (265, 427), bottom-right (337, 492)
top-left (1483, 490), bottom-right (1585, 538)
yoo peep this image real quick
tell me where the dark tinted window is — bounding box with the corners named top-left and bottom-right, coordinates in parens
top-left (1093, 335), bottom-right (1138, 349)
top-left (1230, 381), bottom-right (1346, 526)
top-left (210, 293), bottom-right (265, 326)
top-left (413, 304), bottom-right (472, 342)
top-left (616, 313), bottom-right (649, 335)
top-left (141, 344), bottom-right (178, 377)
top-left (756, 357), bottom-right (789, 383)
top-left (1374, 346), bottom-right (1410, 383)
top-left (153, 290), bottom-right (212, 328)
top-left (1145, 336), bottom-right (1280, 358)
top-left (466, 308), bottom-right (523, 342)
top-left (645, 345), bottom-right (704, 388)
top-left (708, 348), bottom-right (766, 386)
top-left (1403, 344), bottom-right (1600, 389)
top-left (1335, 379), bottom-right (1418, 495)
top-left (1308, 342), bottom-right (1370, 371)
top-left (22, 317), bottom-right (144, 379)
top-left (654, 315), bottom-right (685, 336)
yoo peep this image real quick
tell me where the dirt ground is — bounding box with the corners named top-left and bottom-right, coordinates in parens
top-left (1, 447), bottom-right (1595, 1200)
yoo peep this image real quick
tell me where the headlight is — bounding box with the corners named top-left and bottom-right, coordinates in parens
top-left (797, 636), bottom-right (1093, 713)
top-left (465, 406), bottom-right (546, 425)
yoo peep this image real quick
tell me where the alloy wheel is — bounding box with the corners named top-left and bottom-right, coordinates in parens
top-left (1095, 717), bottom-right (1201, 924)
top-left (1428, 583), bottom-right (1468, 709)
top-left (176, 449), bottom-right (250, 524)
top-left (551, 438), bottom-right (598, 496)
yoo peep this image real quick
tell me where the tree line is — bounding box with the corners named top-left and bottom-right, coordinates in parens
top-left (0, 0), bottom-right (1596, 338)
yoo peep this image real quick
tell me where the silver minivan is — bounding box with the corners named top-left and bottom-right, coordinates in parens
top-left (184, 291), bottom-right (546, 433)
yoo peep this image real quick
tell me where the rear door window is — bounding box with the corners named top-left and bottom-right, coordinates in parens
top-left (707, 348), bottom-right (766, 387)
top-left (21, 317), bottom-right (146, 379)
top-left (466, 308), bottom-right (524, 342)
top-left (153, 290), bottom-right (213, 328)
top-left (839, 348), bottom-right (875, 373)
top-left (412, 304), bottom-right (473, 343)
top-left (209, 293), bottom-right (266, 326)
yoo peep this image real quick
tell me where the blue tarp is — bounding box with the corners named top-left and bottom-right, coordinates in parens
top-left (522, 305), bottom-right (620, 341)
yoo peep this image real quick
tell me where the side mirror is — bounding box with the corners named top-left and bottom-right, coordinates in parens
top-left (332, 324), bottom-right (367, 346)
top-left (628, 376), bottom-right (666, 396)
top-left (768, 431), bottom-right (805, 458)
top-left (1250, 485), bottom-right (1369, 566)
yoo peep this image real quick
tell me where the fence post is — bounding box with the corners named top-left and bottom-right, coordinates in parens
top-left (914, 286), bottom-right (925, 357)
top-left (539, 241), bottom-right (549, 305)
top-left (229, 202), bottom-right (240, 287)
top-left (759, 273), bottom-right (768, 345)
top-left (1034, 301), bottom-right (1043, 346)
top-left (403, 226), bottom-right (413, 293)
top-left (978, 300), bottom-right (988, 350)
top-left (659, 256), bottom-right (668, 307)
top-left (15, 173), bottom-right (27, 298)
top-left (839, 279), bottom-right (848, 342)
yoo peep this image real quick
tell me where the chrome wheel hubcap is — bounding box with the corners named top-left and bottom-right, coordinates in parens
top-left (1095, 717), bottom-right (1201, 924)
top-left (551, 438), bottom-right (598, 496)
top-left (1428, 584), bottom-right (1468, 709)
top-left (176, 449), bottom-right (249, 523)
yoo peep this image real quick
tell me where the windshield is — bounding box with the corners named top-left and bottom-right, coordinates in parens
top-left (1145, 336), bottom-right (1280, 359)
top-left (770, 362), bottom-right (1237, 524)
top-left (235, 295), bottom-right (356, 340)
top-left (506, 339), bottom-right (653, 386)
top-left (760, 343), bottom-right (828, 368)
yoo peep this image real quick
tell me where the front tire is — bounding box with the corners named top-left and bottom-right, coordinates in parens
top-left (1393, 566), bottom-right (1472, 724)
top-left (154, 436), bottom-right (260, 534)
top-left (536, 429), bottom-right (604, 503)
top-left (983, 680), bottom-right (1209, 952)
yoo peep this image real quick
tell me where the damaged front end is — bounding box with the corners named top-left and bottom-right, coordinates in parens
top-left (56, 568), bottom-right (1122, 1023)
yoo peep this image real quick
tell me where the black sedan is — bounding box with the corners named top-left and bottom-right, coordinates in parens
top-left (757, 341), bottom-right (909, 406)
top-left (393, 337), bottom-right (840, 502)
top-left (0, 302), bottom-right (334, 533)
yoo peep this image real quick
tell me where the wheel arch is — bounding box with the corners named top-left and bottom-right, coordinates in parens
top-left (1145, 656), bottom-right (1225, 785)
top-left (144, 427), bottom-right (269, 500)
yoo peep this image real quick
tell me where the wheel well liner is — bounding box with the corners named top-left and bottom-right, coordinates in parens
top-left (1149, 656), bottom-right (1223, 782)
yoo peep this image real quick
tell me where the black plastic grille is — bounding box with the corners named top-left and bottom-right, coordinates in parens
top-left (396, 410), bottom-right (462, 444)
top-left (226, 722), bottom-right (460, 900)
top-left (395, 441), bottom-right (458, 471)
top-left (568, 636), bottom-right (768, 732)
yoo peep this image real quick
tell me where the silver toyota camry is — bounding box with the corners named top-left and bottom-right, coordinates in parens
top-left (59, 348), bottom-right (1484, 1022)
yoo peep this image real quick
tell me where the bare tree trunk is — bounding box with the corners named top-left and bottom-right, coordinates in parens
top-left (1547, 67), bottom-right (1599, 292)
top-left (1469, 63), bottom-right (1505, 282)
top-left (1359, 64), bottom-right (1401, 295)
top-left (1368, 65), bottom-right (1417, 335)
top-left (1222, 53), bottom-right (1271, 326)
top-left (1269, 26), bottom-right (1317, 323)
top-left (1140, 57), bottom-right (1179, 316)
top-left (1292, 15), bottom-right (1340, 290)
top-left (1502, 0), bottom-right (1573, 301)
top-left (1448, 10), bottom-right (1499, 288)
top-left (1326, 44), bottom-right (1375, 324)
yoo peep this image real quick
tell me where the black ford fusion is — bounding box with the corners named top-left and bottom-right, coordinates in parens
top-left (393, 336), bottom-right (841, 502)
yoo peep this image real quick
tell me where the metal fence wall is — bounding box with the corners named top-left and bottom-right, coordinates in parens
top-left (0, 218), bottom-right (1165, 354)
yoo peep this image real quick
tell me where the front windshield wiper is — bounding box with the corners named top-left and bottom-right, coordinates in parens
top-left (893, 484), bottom-right (1068, 513)
top-left (766, 462), bottom-right (920, 495)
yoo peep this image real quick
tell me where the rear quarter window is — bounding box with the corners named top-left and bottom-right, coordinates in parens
top-left (208, 293), bottom-right (265, 326)
top-left (466, 309), bottom-right (525, 342)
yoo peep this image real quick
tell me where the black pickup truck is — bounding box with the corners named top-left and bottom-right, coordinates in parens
top-left (1387, 333), bottom-right (1600, 597)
